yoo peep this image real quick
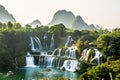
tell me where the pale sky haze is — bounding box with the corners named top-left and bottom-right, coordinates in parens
top-left (1, 0), bottom-right (120, 29)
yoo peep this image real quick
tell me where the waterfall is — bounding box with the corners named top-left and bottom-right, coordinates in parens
top-left (50, 34), bottom-right (55, 51)
top-left (80, 49), bottom-right (91, 62)
top-left (65, 36), bottom-right (74, 47)
top-left (26, 52), bottom-right (36, 67)
top-left (51, 49), bottom-right (57, 56)
top-left (34, 36), bottom-right (43, 51)
top-left (30, 36), bottom-right (43, 52)
top-left (80, 48), bottom-right (102, 65)
top-left (68, 46), bottom-right (77, 59)
top-left (43, 33), bottom-right (48, 50)
top-left (30, 37), bottom-right (36, 52)
top-left (58, 48), bottom-right (62, 56)
top-left (39, 54), bottom-right (55, 67)
top-left (64, 46), bottom-right (77, 59)
top-left (91, 49), bottom-right (102, 65)
top-left (60, 60), bottom-right (80, 72)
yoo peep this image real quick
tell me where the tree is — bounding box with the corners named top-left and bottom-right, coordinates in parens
top-left (0, 22), bottom-right (2, 29)
top-left (7, 21), bottom-right (13, 29)
top-left (13, 23), bottom-right (22, 29)
top-left (0, 29), bottom-right (29, 68)
top-left (49, 24), bottom-right (66, 36)
top-left (78, 60), bottom-right (120, 80)
top-left (96, 28), bottom-right (120, 59)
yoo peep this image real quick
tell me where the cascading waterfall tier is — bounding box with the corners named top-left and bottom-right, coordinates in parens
top-left (91, 49), bottom-right (102, 65)
top-left (65, 46), bottom-right (77, 59)
top-left (43, 33), bottom-right (48, 50)
top-left (51, 46), bottom-right (77, 59)
top-left (30, 36), bottom-right (42, 52)
top-left (50, 34), bottom-right (55, 51)
top-left (30, 33), bottom-right (52, 52)
top-left (39, 54), bottom-right (55, 67)
top-left (60, 60), bottom-right (80, 72)
top-left (27, 35), bottom-right (103, 72)
top-left (28, 35), bottom-right (79, 72)
top-left (80, 48), bottom-right (102, 65)
top-left (65, 36), bottom-right (74, 47)
top-left (25, 52), bottom-right (36, 67)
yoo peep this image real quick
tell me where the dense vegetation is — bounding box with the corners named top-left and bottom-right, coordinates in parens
top-left (0, 21), bottom-right (120, 79)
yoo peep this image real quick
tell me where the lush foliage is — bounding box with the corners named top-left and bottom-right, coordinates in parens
top-left (96, 29), bottom-right (120, 59)
top-left (0, 22), bottom-right (120, 79)
top-left (78, 60), bottom-right (120, 80)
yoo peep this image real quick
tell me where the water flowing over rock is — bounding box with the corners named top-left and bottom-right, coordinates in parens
top-left (30, 34), bottom-right (55, 52)
top-left (34, 36), bottom-right (42, 51)
top-left (65, 36), bottom-right (74, 47)
top-left (26, 52), bottom-right (36, 67)
top-left (28, 35), bottom-right (80, 72)
top-left (91, 49), bottom-right (102, 65)
top-left (50, 34), bottom-right (55, 51)
top-left (43, 33), bottom-right (48, 50)
top-left (80, 48), bottom-right (102, 65)
top-left (60, 60), bottom-right (80, 72)
top-left (64, 46), bottom-right (77, 59)
top-left (27, 35), bottom-right (103, 72)
top-left (52, 46), bottom-right (77, 59)
top-left (80, 49), bottom-right (91, 62)
top-left (39, 55), bottom-right (55, 67)
top-left (30, 37), bottom-right (36, 52)
top-left (30, 36), bottom-right (43, 52)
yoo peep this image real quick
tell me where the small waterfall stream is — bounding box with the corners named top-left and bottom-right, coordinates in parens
top-left (50, 34), bottom-right (55, 51)
top-left (26, 52), bottom-right (36, 67)
top-left (65, 36), bottom-right (74, 47)
top-left (80, 48), bottom-right (102, 65)
top-left (60, 60), bottom-right (80, 72)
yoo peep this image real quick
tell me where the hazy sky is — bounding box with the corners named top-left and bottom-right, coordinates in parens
top-left (1, 0), bottom-right (120, 29)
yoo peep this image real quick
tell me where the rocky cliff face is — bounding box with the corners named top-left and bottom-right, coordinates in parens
top-left (0, 4), bottom-right (16, 23)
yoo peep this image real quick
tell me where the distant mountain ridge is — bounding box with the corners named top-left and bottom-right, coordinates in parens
top-left (0, 4), bottom-right (102, 30)
top-left (0, 4), bottom-right (16, 23)
top-left (48, 10), bottom-right (101, 30)
top-left (48, 10), bottom-right (75, 28)
top-left (71, 16), bottom-right (91, 30)
top-left (28, 20), bottom-right (42, 27)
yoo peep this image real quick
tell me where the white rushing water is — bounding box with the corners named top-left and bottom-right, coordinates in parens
top-left (50, 34), bottom-right (55, 51)
top-left (34, 36), bottom-right (43, 51)
top-left (91, 49), bottom-right (102, 65)
top-left (80, 48), bottom-right (102, 65)
top-left (28, 35), bottom-right (103, 72)
top-left (43, 33), bottom-right (48, 50)
top-left (30, 37), bottom-right (36, 52)
top-left (64, 46), bottom-right (77, 59)
top-left (30, 36), bottom-right (43, 52)
top-left (26, 52), bottom-right (36, 67)
top-left (60, 60), bottom-right (80, 72)
top-left (65, 36), bottom-right (74, 47)
top-left (39, 54), bottom-right (55, 67)
top-left (80, 49), bottom-right (91, 62)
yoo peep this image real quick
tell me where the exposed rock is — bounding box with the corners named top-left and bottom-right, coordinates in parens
top-left (6, 71), bottom-right (14, 76)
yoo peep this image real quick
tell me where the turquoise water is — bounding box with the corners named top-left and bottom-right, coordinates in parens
top-left (0, 67), bottom-right (79, 80)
